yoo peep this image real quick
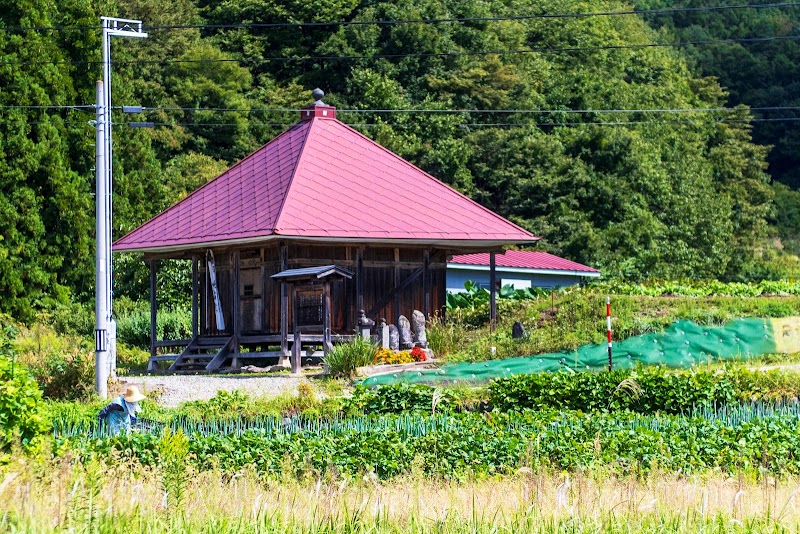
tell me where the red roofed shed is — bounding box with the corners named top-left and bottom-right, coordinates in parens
top-left (116, 91), bottom-right (538, 372)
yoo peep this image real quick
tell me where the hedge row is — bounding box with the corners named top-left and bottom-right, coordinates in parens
top-left (487, 366), bottom-right (800, 413)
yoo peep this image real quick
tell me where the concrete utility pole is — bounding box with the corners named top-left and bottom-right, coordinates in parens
top-left (95, 17), bottom-right (147, 397)
top-left (94, 80), bottom-right (108, 398)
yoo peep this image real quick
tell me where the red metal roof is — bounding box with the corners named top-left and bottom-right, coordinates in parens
top-left (114, 106), bottom-right (539, 252)
top-left (449, 250), bottom-right (599, 273)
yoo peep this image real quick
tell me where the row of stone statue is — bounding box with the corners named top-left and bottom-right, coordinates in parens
top-left (358, 309), bottom-right (427, 350)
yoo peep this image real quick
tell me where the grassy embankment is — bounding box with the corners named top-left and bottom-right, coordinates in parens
top-left (431, 285), bottom-right (800, 363)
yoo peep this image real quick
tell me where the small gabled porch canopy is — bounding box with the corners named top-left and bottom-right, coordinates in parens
top-left (271, 265), bottom-right (354, 282)
top-left (271, 265), bottom-right (355, 374)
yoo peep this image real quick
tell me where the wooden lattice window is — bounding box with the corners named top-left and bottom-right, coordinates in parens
top-left (297, 290), bottom-right (323, 326)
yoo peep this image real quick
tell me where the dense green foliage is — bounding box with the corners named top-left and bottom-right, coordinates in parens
top-left (0, 326), bottom-right (47, 455)
top-left (488, 366), bottom-right (800, 413)
top-left (1, 0), bottom-right (796, 321)
top-left (634, 0), bottom-right (800, 253)
top-left (348, 383), bottom-right (455, 414)
top-left (54, 407), bottom-right (800, 478)
top-left (635, 0), bottom-right (800, 187)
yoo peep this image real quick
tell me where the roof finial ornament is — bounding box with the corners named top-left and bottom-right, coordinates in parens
top-left (312, 88), bottom-right (325, 106)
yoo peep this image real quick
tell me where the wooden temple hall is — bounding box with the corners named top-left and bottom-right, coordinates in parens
top-left (114, 89), bottom-right (539, 373)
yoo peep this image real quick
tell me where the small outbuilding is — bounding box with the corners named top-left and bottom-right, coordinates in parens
top-left (447, 250), bottom-right (600, 292)
top-left (114, 90), bottom-right (539, 372)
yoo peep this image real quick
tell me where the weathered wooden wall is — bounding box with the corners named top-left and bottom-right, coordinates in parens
top-left (191, 242), bottom-right (446, 336)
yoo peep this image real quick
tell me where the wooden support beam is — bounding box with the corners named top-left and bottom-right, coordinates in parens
top-left (232, 250), bottom-right (241, 365)
top-left (280, 243), bottom-right (289, 356)
top-left (200, 254), bottom-right (206, 336)
top-left (489, 251), bottom-right (497, 332)
top-left (291, 284), bottom-right (300, 374)
top-left (369, 250), bottom-right (445, 320)
top-left (205, 337), bottom-right (235, 372)
top-left (367, 267), bottom-right (422, 319)
top-left (393, 248), bottom-right (400, 325)
top-left (149, 259), bottom-right (157, 358)
top-left (323, 281), bottom-right (333, 354)
top-left (423, 249), bottom-right (430, 318)
top-left (356, 246), bottom-right (365, 314)
top-left (260, 247), bottom-right (267, 332)
top-left (191, 256), bottom-right (198, 339)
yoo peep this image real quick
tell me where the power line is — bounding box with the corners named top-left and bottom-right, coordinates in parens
top-left (0, 116), bottom-right (797, 129)
top-left (2, 33), bottom-right (798, 67)
top-left (105, 117), bottom-right (800, 128)
top-left (0, 104), bottom-right (94, 110)
top-left (108, 105), bottom-right (800, 114)
top-left (3, 104), bottom-right (799, 115)
top-left (1, 1), bottom-right (798, 33)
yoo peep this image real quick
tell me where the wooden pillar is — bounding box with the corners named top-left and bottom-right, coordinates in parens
top-left (280, 244), bottom-right (289, 356)
top-left (149, 259), bottom-right (157, 357)
top-left (323, 281), bottom-right (332, 354)
top-left (423, 249), bottom-right (430, 318)
top-left (393, 248), bottom-right (400, 325)
top-left (231, 250), bottom-right (241, 367)
top-left (200, 254), bottom-right (207, 336)
top-left (191, 255), bottom-right (198, 339)
top-left (356, 247), bottom-right (365, 315)
top-left (290, 284), bottom-right (300, 374)
top-left (489, 251), bottom-right (497, 333)
top-left (260, 248), bottom-right (268, 332)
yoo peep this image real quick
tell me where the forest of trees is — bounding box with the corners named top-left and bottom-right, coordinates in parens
top-left (0, 0), bottom-right (798, 321)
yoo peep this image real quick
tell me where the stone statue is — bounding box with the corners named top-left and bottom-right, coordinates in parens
top-left (398, 315), bottom-right (413, 350)
top-left (512, 321), bottom-right (526, 339)
top-left (378, 318), bottom-right (390, 349)
top-left (388, 324), bottom-right (400, 351)
top-left (412, 310), bottom-right (428, 348)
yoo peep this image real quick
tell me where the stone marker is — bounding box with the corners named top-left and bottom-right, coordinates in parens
top-left (398, 315), bottom-right (413, 349)
top-left (512, 321), bottom-right (526, 339)
top-left (357, 309), bottom-right (375, 340)
top-left (377, 318), bottom-right (390, 349)
top-left (389, 324), bottom-right (400, 351)
top-left (412, 310), bottom-right (428, 347)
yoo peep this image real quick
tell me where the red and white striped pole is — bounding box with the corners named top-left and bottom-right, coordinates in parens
top-left (606, 296), bottom-right (613, 371)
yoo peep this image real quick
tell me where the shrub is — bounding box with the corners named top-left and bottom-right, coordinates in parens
top-left (0, 325), bottom-right (48, 455)
top-left (346, 383), bottom-right (452, 414)
top-left (487, 366), bottom-right (800, 414)
top-left (323, 336), bottom-right (377, 378)
top-left (115, 299), bottom-right (192, 349)
top-left (13, 323), bottom-right (95, 400)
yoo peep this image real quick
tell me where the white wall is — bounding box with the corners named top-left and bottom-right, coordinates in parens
top-left (446, 267), bottom-right (593, 293)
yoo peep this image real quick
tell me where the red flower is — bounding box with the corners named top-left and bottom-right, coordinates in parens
top-left (410, 346), bottom-right (427, 362)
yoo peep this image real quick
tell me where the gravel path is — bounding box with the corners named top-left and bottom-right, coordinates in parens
top-left (117, 375), bottom-right (308, 408)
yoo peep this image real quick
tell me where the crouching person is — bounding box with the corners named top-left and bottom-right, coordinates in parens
top-left (98, 385), bottom-right (146, 434)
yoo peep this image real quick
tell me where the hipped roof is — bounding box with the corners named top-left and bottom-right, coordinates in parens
top-left (114, 105), bottom-right (539, 254)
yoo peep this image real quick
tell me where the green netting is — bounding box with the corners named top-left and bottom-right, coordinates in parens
top-left (363, 318), bottom-right (778, 386)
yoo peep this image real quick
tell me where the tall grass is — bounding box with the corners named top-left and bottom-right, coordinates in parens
top-left (3, 459), bottom-right (800, 533)
top-left (324, 336), bottom-right (377, 378)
